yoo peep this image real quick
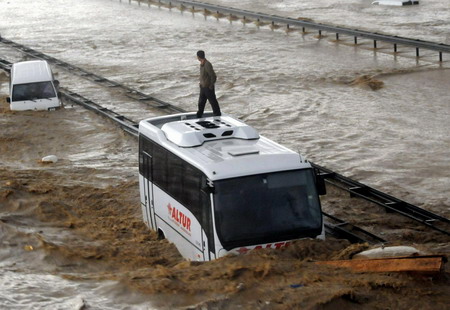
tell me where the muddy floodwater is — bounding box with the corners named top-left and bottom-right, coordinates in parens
top-left (0, 0), bottom-right (449, 309)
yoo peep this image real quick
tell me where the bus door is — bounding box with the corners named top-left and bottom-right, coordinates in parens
top-left (201, 185), bottom-right (216, 261)
top-left (142, 151), bottom-right (156, 230)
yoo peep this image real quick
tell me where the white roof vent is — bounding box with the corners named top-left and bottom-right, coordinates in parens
top-left (161, 116), bottom-right (260, 147)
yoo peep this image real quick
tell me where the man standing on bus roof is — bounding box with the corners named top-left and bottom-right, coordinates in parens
top-left (196, 50), bottom-right (221, 118)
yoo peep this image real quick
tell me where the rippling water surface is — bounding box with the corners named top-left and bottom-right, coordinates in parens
top-left (0, 0), bottom-right (449, 308)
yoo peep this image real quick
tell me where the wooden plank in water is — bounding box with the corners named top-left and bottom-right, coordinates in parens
top-left (316, 255), bottom-right (446, 273)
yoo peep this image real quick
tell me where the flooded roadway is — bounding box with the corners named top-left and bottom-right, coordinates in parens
top-left (1, 0), bottom-right (448, 208)
top-left (0, 0), bottom-right (449, 308)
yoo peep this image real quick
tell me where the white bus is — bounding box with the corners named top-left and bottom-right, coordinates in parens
top-left (139, 112), bottom-right (325, 261)
top-left (6, 60), bottom-right (61, 111)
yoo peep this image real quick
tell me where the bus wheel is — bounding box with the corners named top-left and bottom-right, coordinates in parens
top-left (157, 229), bottom-right (165, 240)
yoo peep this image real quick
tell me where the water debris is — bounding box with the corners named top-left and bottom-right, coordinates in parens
top-left (41, 155), bottom-right (58, 163)
top-left (241, 17), bottom-right (253, 24)
top-left (188, 7), bottom-right (202, 13)
top-left (269, 23), bottom-right (281, 30)
top-left (297, 17), bottom-right (314, 22)
top-left (372, 0), bottom-right (419, 6)
top-left (350, 75), bottom-right (384, 90)
top-left (353, 246), bottom-right (423, 259)
top-left (253, 20), bottom-right (269, 27)
top-left (212, 12), bottom-right (225, 19)
top-left (314, 34), bottom-right (327, 39)
top-left (166, 2), bottom-right (173, 9)
top-left (236, 282), bottom-right (245, 291)
top-left (316, 255), bottom-right (446, 273)
top-left (24, 245), bottom-right (34, 251)
top-left (0, 71), bottom-right (9, 81)
top-left (285, 27), bottom-right (297, 33)
top-left (202, 9), bottom-right (212, 16)
top-left (67, 297), bottom-right (88, 310)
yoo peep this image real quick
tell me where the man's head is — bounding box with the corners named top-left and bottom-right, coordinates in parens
top-left (197, 50), bottom-right (205, 62)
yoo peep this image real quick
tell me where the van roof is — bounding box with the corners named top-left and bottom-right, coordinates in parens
top-left (11, 60), bottom-right (53, 85)
top-left (139, 113), bottom-right (311, 180)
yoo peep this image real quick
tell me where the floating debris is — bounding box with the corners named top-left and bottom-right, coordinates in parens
top-left (41, 155), bottom-right (58, 163)
top-left (372, 0), bottom-right (419, 6)
top-left (354, 246), bottom-right (423, 259)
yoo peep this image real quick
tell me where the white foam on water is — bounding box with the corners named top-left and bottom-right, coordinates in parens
top-left (0, 271), bottom-right (156, 310)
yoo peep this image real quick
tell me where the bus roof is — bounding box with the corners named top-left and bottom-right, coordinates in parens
top-left (11, 60), bottom-right (53, 85)
top-left (139, 113), bottom-right (312, 180)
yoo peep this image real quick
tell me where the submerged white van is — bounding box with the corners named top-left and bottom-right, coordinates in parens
top-left (6, 60), bottom-right (61, 111)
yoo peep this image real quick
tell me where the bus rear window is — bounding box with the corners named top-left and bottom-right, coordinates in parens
top-left (213, 169), bottom-right (322, 250)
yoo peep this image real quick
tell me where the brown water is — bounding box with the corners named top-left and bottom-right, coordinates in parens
top-left (0, 0), bottom-right (449, 308)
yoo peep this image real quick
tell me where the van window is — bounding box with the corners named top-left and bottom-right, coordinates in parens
top-left (12, 82), bottom-right (56, 101)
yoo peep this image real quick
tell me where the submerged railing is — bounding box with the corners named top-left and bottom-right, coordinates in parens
top-left (125, 0), bottom-right (449, 62)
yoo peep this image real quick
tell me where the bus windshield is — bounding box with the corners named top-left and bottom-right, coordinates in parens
top-left (12, 82), bottom-right (56, 101)
top-left (213, 169), bottom-right (322, 250)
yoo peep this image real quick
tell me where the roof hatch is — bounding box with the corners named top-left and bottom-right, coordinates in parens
top-left (227, 146), bottom-right (260, 156)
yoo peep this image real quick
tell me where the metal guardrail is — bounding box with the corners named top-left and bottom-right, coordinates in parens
top-left (323, 212), bottom-right (386, 244)
top-left (312, 163), bottom-right (450, 236)
top-left (138, 0), bottom-right (449, 61)
top-left (60, 89), bottom-right (140, 137)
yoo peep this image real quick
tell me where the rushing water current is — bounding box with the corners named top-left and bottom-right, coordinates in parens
top-left (0, 0), bottom-right (449, 308)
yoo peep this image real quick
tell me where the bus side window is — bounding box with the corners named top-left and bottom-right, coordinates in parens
top-left (138, 137), bottom-right (145, 176)
top-left (182, 164), bottom-right (202, 221)
top-left (167, 152), bottom-right (183, 200)
top-left (144, 140), bottom-right (214, 250)
top-left (153, 143), bottom-right (168, 190)
top-left (139, 136), bottom-right (144, 175)
top-left (139, 136), bottom-right (154, 180)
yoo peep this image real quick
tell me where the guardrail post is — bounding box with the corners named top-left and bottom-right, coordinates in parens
top-left (354, 36), bottom-right (358, 44)
top-left (374, 40), bottom-right (377, 48)
top-left (318, 30), bottom-right (322, 37)
top-left (416, 47), bottom-right (420, 57)
top-left (336, 33), bottom-right (339, 40)
top-left (302, 27), bottom-right (305, 33)
top-left (439, 52), bottom-right (443, 62)
top-left (394, 43), bottom-right (397, 53)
